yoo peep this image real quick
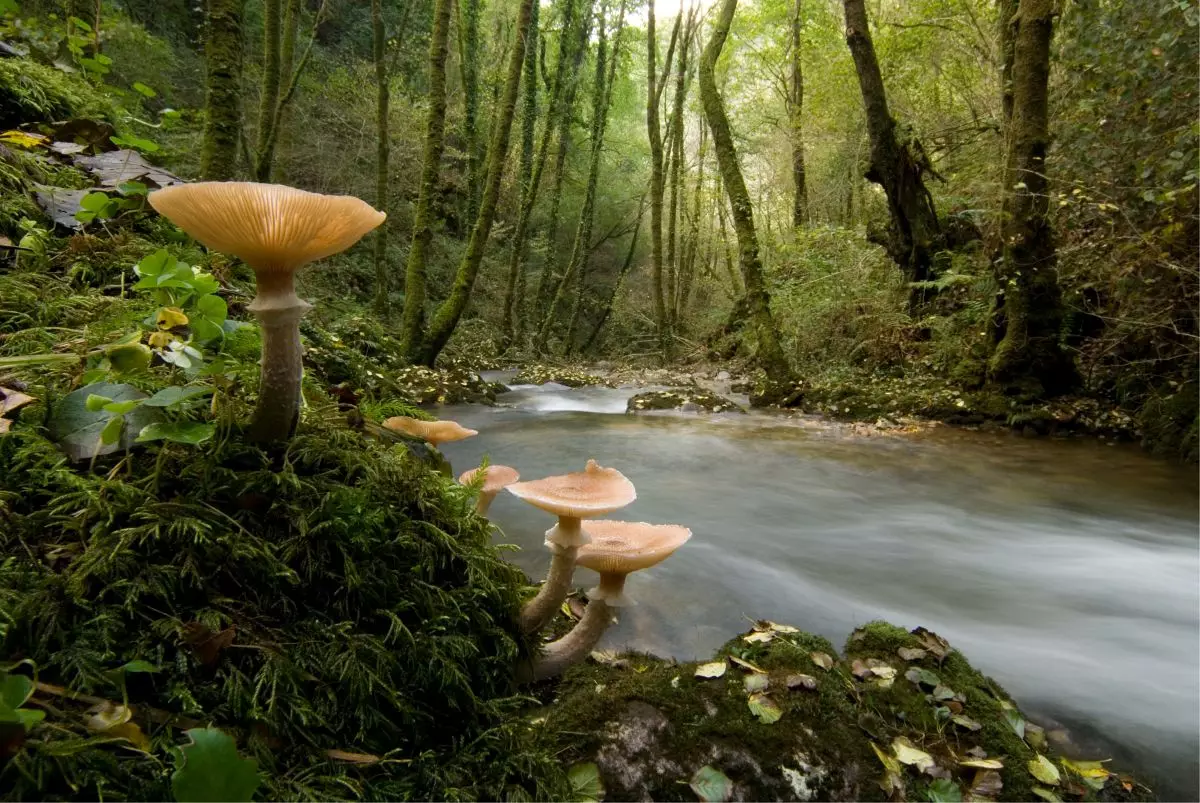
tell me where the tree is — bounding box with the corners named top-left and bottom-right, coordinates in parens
top-left (665, 7), bottom-right (696, 330)
top-left (370, 0), bottom-right (389, 316)
top-left (459, 0), bottom-right (483, 219)
top-left (399, 0), bottom-right (454, 357)
top-left (842, 0), bottom-right (942, 311)
top-left (699, 0), bottom-right (794, 394)
top-left (988, 0), bottom-right (1076, 395)
top-left (646, 9), bottom-right (681, 360)
top-left (199, 0), bottom-right (244, 181)
top-left (413, 0), bottom-right (538, 365)
top-left (580, 195), bottom-right (645, 353)
top-left (788, 0), bottom-right (808, 227)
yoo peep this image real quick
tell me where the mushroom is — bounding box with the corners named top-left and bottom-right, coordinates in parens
top-left (148, 182), bottom-right (385, 442)
top-left (523, 520), bottom-right (691, 681)
top-left (382, 416), bottom-right (478, 446)
top-left (506, 459), bottom-right (636, 634)
top-left (458, 464), bottom-right (520, 514)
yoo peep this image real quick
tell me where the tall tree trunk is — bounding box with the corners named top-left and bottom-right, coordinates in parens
top-left (400, 0), bottom-right (454, 357)
top-left (459, 0), bottom-right (483, 219)
top-left (714, 173), bottom-right (741, 298)
top-left (581, 195), bottom-right (645, 353)
top-left (370, 0), bottom-right (390, 316)
top-left (253, 0), bottom-right (282, 181)
top-left (666, 8), bottom-right (693, 330)
top-left (647, 10), bottom-right (681, 361)
top-left (500, 0), bottom-right (542, 346)
top-left (700, 0), bottom-right (793, 394)
top-left (988, 0), bottom-right (1076, 396)
top-left (200, 0), bottom-right (244, 181)
top-left (415, 0), bottom-right (536, 365)
top-left (789, 0), bottom-right (809, 226)
top-left (677, 119), bottom-right (706, 318)
top-left (998, 0), bottom-right (1018, 128)
top-left (843, 0), bottom-right (941, 311)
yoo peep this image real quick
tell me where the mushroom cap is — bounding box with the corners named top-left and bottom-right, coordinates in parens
top-left (148, 182), bottom-right (385, 272)
top-left (575, 520), bottom-right (692, 576)
top-left (382, 416), bottom-right (478, 446)
top-left (506, 459), bottom-right (636, 519)
top-left (459, 464), bottom-right (520, 494)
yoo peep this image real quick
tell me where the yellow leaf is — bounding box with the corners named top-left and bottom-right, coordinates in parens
top-left (871, 741), bottom-right (901, 775)
top-left (1028, 755), bottom-right (1061, 786)
top-left (148, 330), bottom-right (174, 349)
top-left (1062, 758), bottom-right (1110, 780)
top-left (0, 130), bottom-right (47, 149)
top-left (892, 736), bottom-right (934, 771)
top-left (810, 651), bottom-right (834, 671)
top-left (742, 630), bottom-right (775, 644)
top-left (960, 758), bottom-right (1004, 769)
top-left (695, 661), bottom-right (727, 679)
top-left (156, 306), bottom-right (189, 329)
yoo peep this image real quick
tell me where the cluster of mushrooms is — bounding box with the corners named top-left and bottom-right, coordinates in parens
top-left (148, 181), bottom-right (690, 680)
top-left (385, 416), bottom-right (691, 682)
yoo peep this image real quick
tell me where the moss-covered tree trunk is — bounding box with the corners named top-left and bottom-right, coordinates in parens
top-left (580, 195), bottom-right (644, 353)
top-left (370, 0), bottom-right (390, 316)
top-left (459, 0), bottom-right (483, 220)
top-left (400, 0), bottom-right (454, 358)
top-left (700, 0), bottom-right (793, 394)
top-left (677, 119), bottom-right (706, 318)
top-left (988, 0), bottom-right (1076, 396)
top-left (199, 0), bottom-right (244, 181)
top-left (666, 9), bottom-right (694, 330)
top-left (252, 0), bottom-right (282, 181)
top-left (647, 10), bottom-right (681, 361)
top-left (789, 0), bottom-right (809, 227)
top-left (414, 0), bottom-right (536, 365)
top-left (843, 0), bottom-right (941, 312)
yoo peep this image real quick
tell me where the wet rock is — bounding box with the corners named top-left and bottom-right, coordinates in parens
top-left (513, 364), bottom-right (608, 387)
top-left (716, 370), bottom-right (731, 381)
top-left (626, 389), bottom-right (745, 414)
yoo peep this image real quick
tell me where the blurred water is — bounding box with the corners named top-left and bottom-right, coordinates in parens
top-left (442, 382), bottom-right (1200, 799)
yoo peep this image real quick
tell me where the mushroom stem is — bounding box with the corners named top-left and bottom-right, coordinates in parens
top-left (518, 542), bottom-right (579, 634)
top-left (247, 271), bottom-right (312, 442)
top-left (545, 515), bottom-right (588, 547)
top-left (475, 492), bottom-right (499, 515)
top-left (523, 596), bottom-right (615, 682)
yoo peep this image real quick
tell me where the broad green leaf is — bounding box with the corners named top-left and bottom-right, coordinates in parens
top-left (106, 342), bottom-right (153, 374)
top-left (118, 180), bottom-right (148, 196)
top-left (102, 399), bottom-right (142, 415)
top-left (747, 692), bottom-right (781, 724)
top-left (85, 393), bottom-right (111, 412)
top-left (99, 414), bottom-right (124, 445)
top-left (567, 762), bottom-right (604, 803)
top-left (891, 737), bottom-right (934, 771)
top-left (171, 728), bottom-right (261, 803)
top-left (132, 81), bottom-right (157, 97)
top-left (1031, 787), bottom-right (1062, 802)
top-left (926, 778), bottom-right (962, 802)
top-left (135, 421), bottom-right (215, 446)
top-left (0, 673), bottom-right (34, 709)
top-left (1028, 755), bottom-right (1060, 786)
top-left (134, 250), bottom-right (172, 278)
top-left (116, 660), bottom-right (160, 674)
top-left (1002, 706), bottom-right (1025, 739)
top-left (905, 667), bottom-right (941, 688)
top-left (689, 765), bottom-right (733, 802)
top-left (142, 386), bottom-right (213, 408)
top-left (694, 661), bottom-right (726, 679)
top-left (49, 383), bottom-right (161, 461)
top-left (194, 292), bottom-right (227, 321)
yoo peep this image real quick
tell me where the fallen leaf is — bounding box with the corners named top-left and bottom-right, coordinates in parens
top-left (871, 742), bottom-right (900, 774)
top-left (689, 764), bottom-right (733, 802)
top-left (1024, 722), bottom-right (1047, 750)
top-left (1061, 758), bottom-right (1110, 781)
top-left (898, 647), bottom-right (927, 661)
top-left (932, 684), bottom-right (957, 701)
top-left (810, 651), bottom-right (834, 671)
top-left (1, 387), bottom-right (34, 415)
top-left (743, 674), bottom-right (769, 693)
top-left (1001, 705), bottom-right (1025, 739)
top-left (785, 674), bottom-right (817, 691)
top-left (851, 659), bottom-right (873, 679)
top-left (905, 667), bottom-right (942, 688)
top-left (927, 777), bottom-right (962, 801)
top-left (960, 758), bottom-right (1003, 769)
top-left (952, 714), bottom-right (980, 733)
top-left (743, 630), bottom-right (775, 644)
top-left (865, 659), bottom-right (896, 679)
top-left (1028, 755), bottom-right (1061, 786)
top-left (182, 623), bottom-right (235, 667)
top-left (747, 693), bottom-right (782, 724)
top-left (589, 650), bottom-right (622, 666)
top-left (913, 627), bottom-right (950, 660)
top-left (326, 749), bottom-right (381, 764)
top-left (969, 769), bottom-right (1003, 800)
top-left (1031, 787), bottom-right (1062, 802)
top-left (695, 661), bottom-right (727, 679)
top-left (892, 737), bottom-right (934, 772)
top-left (764, 621), bottom-right (799, 634)
top-left (568, 762), bottom-right (605, 802)
top-left (965, 746), bottom-right (988, 759)
top-left (729, 655), bottom-right (765, 673)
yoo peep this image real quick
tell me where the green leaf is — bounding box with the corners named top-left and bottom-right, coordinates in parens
top-left (106, 342), bottom-right (153, 374)
top-left (116, 660), bottom-right (160, 675)
top-left (48, 383), bottom-right (161, 461)
top-left (85, 393), bottom-right (112, 412)
top-left (689, 765), bottom-right (733, 802)
top-left (132, 81), bottom-right (157, 98)
top-left (1002, 706), bottom-right (1026, 739)
top-left (118, 180), bottom-right (148, 196)
top-left (1028, 755), bottom-right (1061, 786)
top-left (142, 386), bottom-right (213, 408)
top-left (747, 692), bottom-right (782, 724)
top-left (102, 399), bottom-right (142, 415)
top-left (134, 250), bottom-right (172, 278)
top-left (99, 414), bottom-right (124, 445)
top-left (0, 0), bottom-right (19, 17)
top-left (0, 673), bottom-right (34, 710)
top-left (110, 134), bottom-right (159, 153)
top-left (927, 778), bottom-right (962, 802)
top-left (1031, 787), bottom-right (1062, 802)
top-left (567, 762), bottom-right (604, 803)
top-left (904, 667), bottom-right (941, 688)
top-left (194, 293), bottom-right (227, 323)
top-left (171, 728), bottom-right (261, 803)
top-left (135, 421), bottom-right (215, 446)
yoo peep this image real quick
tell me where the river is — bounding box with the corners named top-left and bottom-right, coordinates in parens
top-left (440, 373), bottom-right (1200, 799)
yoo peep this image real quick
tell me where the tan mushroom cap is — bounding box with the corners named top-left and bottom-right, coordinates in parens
top-left (506, 459), bottom-right (636, 519)
top-left (575, 520), bottom-right (692, 575)
top-left (148, 182), bottom-right (385, 272)
top-left (459, 464), bottom-right (520, 493)
top-left (383, 416), bottom-right (478, 446)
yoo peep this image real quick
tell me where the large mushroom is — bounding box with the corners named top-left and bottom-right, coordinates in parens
top-left (523, 520), bottom-right (691, 681)
top-left (507, 459), bottom-right (636, 634)
top-left (458, 464), bottom-right (520, 514)
top-left (148, 182), bottom-right (384, 442)
top-left (383, 416), bottom-right (478, 447)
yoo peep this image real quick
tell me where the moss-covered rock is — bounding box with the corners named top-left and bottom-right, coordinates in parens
top-left (391, 364), bottom-right (498, 405)
top-left (627, 388), bottom-right (745, 414)
top-left (538, 619), bottom-right (1150, 802)
top-left (512, 364), bottom-right (608, 388)
top-left (0, 59), bottom-right (116, 128)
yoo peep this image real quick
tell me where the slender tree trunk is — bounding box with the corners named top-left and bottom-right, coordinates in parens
top-left (200, 0), bottom-right (244, 181)
top-left (678, 119), bottom-right (706, 317)
top-left (988, 0), bottom-right (1076, 396)
top-left (666, 9), bottom-right (693, 331)
top-left (581, 195), bottom-right (645, 353)
top-left (647, 10), bottom-right (681, 362)
top-left (500, 0), bottom-right (542, 346)
top-left (253, 0), bottom-right (281, 181)
top-left (371, 0), bottom-right (390, 316)
top-left (415, 0), bottom-right (536, 365)
top-left (789, 0), bottom-right (809, 227)
top-left (843, 0), bottom-right (941, 312)
top-left (400, 0), bottom-right (454, 357)
top-left (700, 0), bottom-right (793, 394)
top-left (460, 0), bottom-right (483, 219)
top-left (714, 173), bottom-right (741, 297)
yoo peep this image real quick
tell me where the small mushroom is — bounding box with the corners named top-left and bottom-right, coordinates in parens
top-left (148, 182), bottom-right (384, 442)
top-left (458, 464), bottom-right (520, 514)
top-left (382, 416), bottom-right (478, 446)
top-left (507, 459), bottom-right (636, 634)
top-left (523, 520), bottom-right (691, 681)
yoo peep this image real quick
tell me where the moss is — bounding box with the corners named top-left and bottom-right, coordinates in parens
top-left (0, 59), bottom-right (116, 128)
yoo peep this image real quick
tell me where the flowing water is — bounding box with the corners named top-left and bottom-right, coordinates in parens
top-left (441, 374), bottom-right (1200, 799)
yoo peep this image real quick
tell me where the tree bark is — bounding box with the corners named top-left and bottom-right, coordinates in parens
top-left (199, 0), bottom-right (244, 181)
top-left (988, 0), bottom-right (1076, 396)
top-left (647, 10), bottom-right (681, 361)
top-left (666, 8), bottom-right (695, 330)
top-left (370, 0), bottom-right (390, 316)
top-left (789, 0), bottom-right (809, 227)
top-left (843, 0), bottom-right (941, 312)
top-left (252, 0), bottom-right (282, 181)
top-left (400, 0), bottom-right (454, 358)
top-left (677, 119), bottom-right (706, 317)
top-left (459, 0), bottom-right (483, 220)
top-left (700, 0), bottom-right (793, 392)
top-left (414, 0), bottom-right (536, 365)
